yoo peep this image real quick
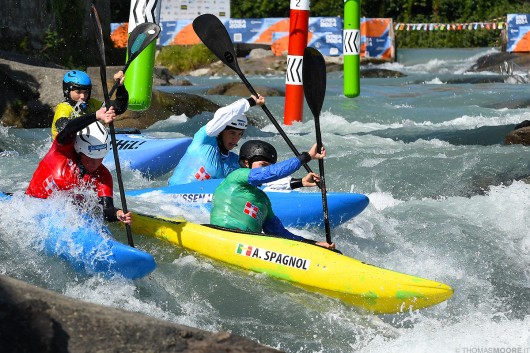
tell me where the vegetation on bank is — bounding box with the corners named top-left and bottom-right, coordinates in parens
top-left (155, 45), bottom-right (218, 74)
top-left (110, 0), bottom-right (530, 49)
top-left (228, 0), bottom-right (530, 48)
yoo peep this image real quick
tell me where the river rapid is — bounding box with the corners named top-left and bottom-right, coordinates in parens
top-left (1, 47), bottom-right (530, 352)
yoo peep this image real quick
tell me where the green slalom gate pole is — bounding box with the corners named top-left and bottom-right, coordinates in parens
top-left (125, 0), bottom-right (161, 111)
top-left (343, 0), bottom-right (360, 98)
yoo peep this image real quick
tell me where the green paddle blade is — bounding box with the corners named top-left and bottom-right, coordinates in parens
top-left (127, 22), bottom-right (161, 64)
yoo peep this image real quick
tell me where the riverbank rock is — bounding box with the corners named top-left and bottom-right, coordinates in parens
top-left (470, 52), bottom-right (530, 73)
top-left (0, 275), bottom-right (279, 353)
top-left (0, 58), bottom-right (221, 129)
top-left (207, 82), bottom-right (284, 97)
top-left (504, 121), bottom-right (530, 145)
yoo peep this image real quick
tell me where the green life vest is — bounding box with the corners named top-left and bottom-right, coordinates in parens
top-left (210, 168), bottom-right (275, 233)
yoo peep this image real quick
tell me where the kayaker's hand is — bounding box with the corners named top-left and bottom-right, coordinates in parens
top-left (96, 106), bottom-right (116, 124)
top-left (114, 70), bottom-right (125, 86)
top-left (251, 94), bottom-right (265, 106)
top-left (117, 210), bottom-right (132, 224)
top-left (308, 143), bottom-right (326, 160)
top-left (302, 172), bottom-right (320, 187)
top-left (315, 241), bottom-right (335, 249)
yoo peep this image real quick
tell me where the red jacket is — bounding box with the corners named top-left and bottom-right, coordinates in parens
top-left (26, 139), bottom-right (113, 199)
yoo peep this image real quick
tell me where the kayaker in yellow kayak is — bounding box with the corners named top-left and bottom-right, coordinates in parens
top-left (210, 140), bottom-right (335, 249)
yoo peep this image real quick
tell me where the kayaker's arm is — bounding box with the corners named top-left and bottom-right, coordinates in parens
top-left (262, 215), bottom-right (335, 249)
top-left (99, 196), bottom-right (131, 224)
top-left (248, 153), bottom-right (311, 186)
top-left (205, 96), bottom-right (258, 137)
top-left (262, 215), bottom-right (306, 241)
top-left (263, 173), bottom-right (320, 191)
top-left (55, 113), bottom-right (97, 145)
top-left (56, 106), bottom-right (118, 145)
top-left (110, 84), bottom-right (129, 115)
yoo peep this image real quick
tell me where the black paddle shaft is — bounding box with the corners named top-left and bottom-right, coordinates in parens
top-left (90, 4), bottom-right (136, 247)
top-left (303, 47), bottom-right (332, 244)
top-left (192, 14), bottom-right (317, 178)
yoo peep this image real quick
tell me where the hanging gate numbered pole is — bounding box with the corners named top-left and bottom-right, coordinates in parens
top-left (343, 0), bottom-right (360, 98)
top-left (283, 0), bottom-right (310, 125)
top-left (125, 0), bottom-right (161, 111)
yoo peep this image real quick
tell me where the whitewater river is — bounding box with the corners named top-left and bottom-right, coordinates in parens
top-left (1, 48), bottom-right (530, 352)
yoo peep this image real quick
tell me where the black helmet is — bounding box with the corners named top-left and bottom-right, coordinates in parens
top-left (238, 140), bottom-right (277, 167)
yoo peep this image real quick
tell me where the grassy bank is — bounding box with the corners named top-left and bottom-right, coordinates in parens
top-left (155, 44), bottom-right (218, 74)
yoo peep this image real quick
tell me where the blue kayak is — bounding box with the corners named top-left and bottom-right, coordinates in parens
top-left (126, 179), bottom-right (369, 229)
top-left (0, 192), bottom-right (156, 279)
top-left (103, 134), bottom-right (192, 178)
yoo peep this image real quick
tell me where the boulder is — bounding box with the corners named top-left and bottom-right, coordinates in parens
top-left (0, 60), bottom-right (221, 129)
top-left (504, 125), bottom-right (530, 146)
top-left (117, 90), bottom-right (220, 129)
top-left (207, 82), bottom-right (284, 97)
top-left (470, 52), bottom-right (530, 73)
top-left (0, 274), bottom-right (279, 353)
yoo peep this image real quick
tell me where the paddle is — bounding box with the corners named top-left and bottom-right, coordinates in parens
top-left (302, 47), bottom-right (332, 244)
top-left (90, 4), bottom-right (160, 247)
top-left (192, 14), bottom-right (316, 177)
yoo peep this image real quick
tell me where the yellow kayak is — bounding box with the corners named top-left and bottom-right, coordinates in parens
top-left (132, 213), bottom-right (453, 314)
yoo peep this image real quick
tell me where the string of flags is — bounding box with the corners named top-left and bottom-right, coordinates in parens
top-left (394, 18), bottom-right (507, 31)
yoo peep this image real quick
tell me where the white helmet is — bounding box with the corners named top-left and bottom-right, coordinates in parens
top-left (225, 114), bottom-right (248, 130)
top-left (74, 121), bottom-right (110, 159)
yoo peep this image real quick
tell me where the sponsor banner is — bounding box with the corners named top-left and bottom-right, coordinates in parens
top-left (112, 139), bottom-right (146, 150)
top-left (507, 14), bottom-right (530, 53)
top-left (236, 243), bottom-right (311, 270)
top-left (111, 17), bottom-right (394, 58)
top-left (169, 193), bottom-right (213, 204)
top-left (360, 18), bottom-right (393, 60)
top-left (160, 0), bottom-right (230, 21)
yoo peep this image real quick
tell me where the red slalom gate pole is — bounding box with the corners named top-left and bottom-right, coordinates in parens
top-left (283, 0), bottom-right (310, 125)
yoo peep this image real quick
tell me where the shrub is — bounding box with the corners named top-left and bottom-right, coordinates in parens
top-left (156, 44), bottom-right (218, 74)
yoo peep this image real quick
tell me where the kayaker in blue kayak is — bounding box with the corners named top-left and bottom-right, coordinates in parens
top-left (51, 70), bottom-right (128, 139)
top-left (168, 95), bottom-right (264, 185)
top-left (26, 102), bottom-right (132, 225)
top-left (210, 140), bottom-right (335, 249)
top-left (168, 95), bottom-right (319, 190)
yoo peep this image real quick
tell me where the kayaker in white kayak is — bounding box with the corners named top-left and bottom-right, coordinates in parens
top-left (167, 95), bottom-right (320, 190)
top-left (51, 70), bottom-right (128, 139)
top-left (26, 104), bottom-right (132, 225)
top-left (210, 140), bottom-right (335, 249)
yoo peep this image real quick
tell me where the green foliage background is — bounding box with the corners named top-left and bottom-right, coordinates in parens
top-left (227, 0), bottom-right (530, 48)
top-left (109, 0), bottom-right (530, 70)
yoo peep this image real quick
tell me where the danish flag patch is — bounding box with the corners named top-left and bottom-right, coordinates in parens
top-left (194, 166), bottom-right (211, 181)
top-left (243, 201), bottom-right (259, 219)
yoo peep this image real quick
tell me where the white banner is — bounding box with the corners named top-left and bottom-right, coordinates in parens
top-left (160, 0), bottom-right (230, 21)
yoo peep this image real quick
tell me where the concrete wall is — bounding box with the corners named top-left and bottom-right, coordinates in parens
top-left (0, 0), bottom-right (110, 52)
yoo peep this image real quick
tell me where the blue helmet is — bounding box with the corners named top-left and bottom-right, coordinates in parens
top-left (63, 70), bottom-right (92, 100)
